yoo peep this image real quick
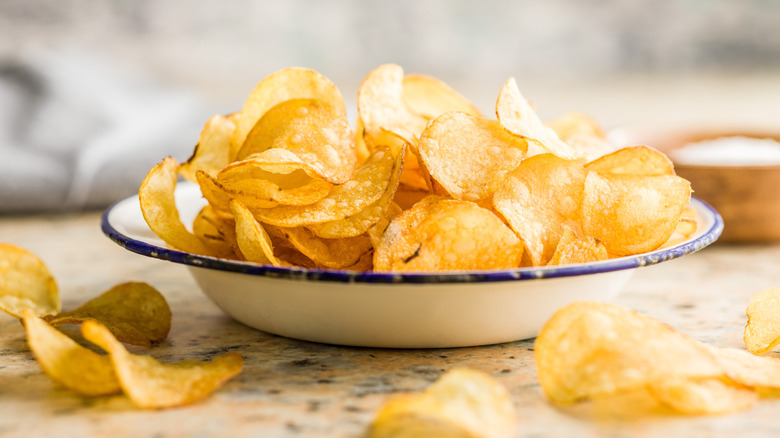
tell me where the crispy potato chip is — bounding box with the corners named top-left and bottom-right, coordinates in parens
top-left (82, 319), bottom-right (243, 409)
top-left (493, 154), bottom-right (588, 266)
top-left (192, 205), bottom-right (237, 258)
top-left (368, 202), bottom-right (403, 249)
top-left (496, 78), bottom-right (579, 160)
top-left (585, 145), bottom-right (675, 176)
top-left (231, 67), bottom-right (347, 151)
top-left (140, 157), bottom-right (210, 255)
top-left (0, 243), bottom-right (59, 317)
top-left (307, 146), bottom-right (404, 238)
top-left (534, 302), bottom-right (723, 405)
top-left (418, 111), bottom-right (528, 202)
top-left (178, 114), bottom-right (236, 183)
top-left (564, 134), bottom-right (617, 162)
top-left (248, 146), bottom-right (397, 227)
top-left (195, 170), bottom-right (235, 216)
top-left (230, 200), bottom-right (280, 266)
top-left (744, 287), bottom-right (780, 354)
top-left (402, 73), bottom-right (481, 119)
top-left (275, 226), bottom-right (373, 269)
top-left (547, 226), bottom-right (608, 266)
top-left (236, 98), bottom-right (357, 184)
top-left (581, 172), bottom-right (691, 256)
top-left (712, 347), bottom-right (780, 395)
top-left (649, 378), bottom-right (758, 415)
top-left (23, 309), bottom-right (121, 397)
top-left (370, 368), bottom-right (516, 438)
top-left (43, 282), bottom-right (171, 347)
top-left (545, 112), bottom-right (605, 141)
top-left (374, 199), bottom-right (523, 272)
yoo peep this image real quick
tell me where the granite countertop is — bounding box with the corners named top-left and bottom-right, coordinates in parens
top-left (1, 210), bottom-right (780, 437)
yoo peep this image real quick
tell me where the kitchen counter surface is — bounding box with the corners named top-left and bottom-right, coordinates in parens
top-left (1, 210), bottom-right (780, 437)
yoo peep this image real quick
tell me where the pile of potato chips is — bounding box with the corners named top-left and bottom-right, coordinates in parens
top-left (140, 64), bottom-right (696, 272)
top-left (535, 297), bottom-right (780, 415)
top-left (0, 243), bottom-right (242, 409)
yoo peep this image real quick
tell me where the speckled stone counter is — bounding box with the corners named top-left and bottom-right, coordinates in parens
top-left (1, 211), bottom-right (780, 437)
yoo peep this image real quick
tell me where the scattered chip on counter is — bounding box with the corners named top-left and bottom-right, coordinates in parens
top-left (744, 286), bottom-right (780, 354)
top-left (0, 243), bottom-right (60, 318)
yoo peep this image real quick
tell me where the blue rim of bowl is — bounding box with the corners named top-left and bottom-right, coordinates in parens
top-left (101, 196), bottom-right (722, 284)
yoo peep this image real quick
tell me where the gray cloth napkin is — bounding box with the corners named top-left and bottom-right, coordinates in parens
top-left (0, 49), bottom-right (210, 213)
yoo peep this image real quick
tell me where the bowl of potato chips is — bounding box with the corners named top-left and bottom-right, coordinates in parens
top-left (102, 65), bottom-right (723, 348)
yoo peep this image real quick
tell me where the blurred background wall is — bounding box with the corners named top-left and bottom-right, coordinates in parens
top-left (0, 0), bottom-right (778, 211)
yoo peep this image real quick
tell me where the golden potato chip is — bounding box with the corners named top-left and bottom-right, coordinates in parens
top-left (493, 154), bottom-right (588, 266)
top-left (248, 146), bottom-right (397, 227)
top-left (496, 78), bottom-right (579, 160)
top-left (712, 347), bottom-right (780, 395)
top-left (534, 302), bottom-right (723, 405)
top-left (744, 287), bottom-right (780, 354)
top-left (368, 202), bottom-right (403, 249)
top-left (82, 319), bottom-right (243, 409)
top-left (43, 282), bottom-right (171, 347)
top-left (236, 98), bottom-right (357, 184)
top-left (585, 145), bottom-right (675, 176)
top-left (192, 205), bottom-right (237, 258)
top-left (23, 309), bottom-right (121, 397)
top-left (195, 170), bottom-right (235, 216)
top-left (547, 226), bottom-right (608, 266)
top-left (307, 146), bottom-right (404, 239)
top-left (545, 112), bottom-right (605, 141)
top-left (581, 172), bottom-right (691, 256)
top-left (370, 368), bottom-right (516, 438)
top-left (418, 111), bottom-right (528, 202)
top-left (564, 134), bottom-right (617, 162)
top-left (374, 199), bottom-right (523, 272)
top-left (140, 157), bottom-right (210, 255)
top-left (0, 243), bottom-right (59, 318)
top-left (275, 225), bottom-right (373, 269)
top-left (649, 378), bottom-right (758, 415)
top-left (402, 73), bottom-right (481, 119)
top-left (230, 200), bottom-right (280, 266)
top-left (178, 114), bottom-right (236, 183)
top-left (231, 67), bottom-right (347, 151)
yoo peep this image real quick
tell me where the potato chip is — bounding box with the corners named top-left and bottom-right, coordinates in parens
top-left (493, 154), bottom-right (588, 266)
top-left (712, 347), bottom-right (780, 395)
top-left (545, 112), bottom-right (605, 141)
top-left (585, 145), bottom-right (675, 176)
top-left (275, 225), bottom-right (373, 269)
top-left (564, 134), bottom-right (617, 162)
top-left (649, 377), bottom-right (758, 415)
top-left (192, 205), bottom-right (237, 258)
top-left (402, 73), bottom-right (481, 120)
top-left (370, 368), bottom-right (516, 438)
top-left (231, 67), bottom-right (347, 152)
top-left (23, 309), bottom-right (121, 397)
top-left (307, 146), bottom-right (404, 239)
top-left (82, 319), bottom-right (243, 409)
top-left (496, 77), bottom-right (579, 160)
top-left (547, 226), bottom-right (608, 266)
top-left (534, 302), bottom-right (723, 404)
top-left (374, 198), bottom-right (523, 272)
top-left (178, 114), bottom-right (237, 183)
top-left (581, 172), bottom-right (691, 256)
top-left (195, 170), bottom-right (235, 216)
top-left (140, 157), bottom-right (210, 255)
top-left (236, 98), bottom-right (357, 184)
top-left (0, 243), bottom-right (59, 318)
top-left (418, 111), bottom-right (528, 202)
top-left (43, 282), bottom-right (171, 347)
top-left (248, 146), bottom-right (397, 227)
top-left (744, 287), bottom-right (780, 354)
top-left (367, 202), bottom-right (403, 249)
top-left (229, 200), bottom-right (280, 266)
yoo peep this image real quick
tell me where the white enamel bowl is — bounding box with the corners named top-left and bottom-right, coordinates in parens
top-left (102, 183), bottom-right (722, 348)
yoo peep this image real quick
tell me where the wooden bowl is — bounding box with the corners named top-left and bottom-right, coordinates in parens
top-left (608, 126), bottom-right (780, 243)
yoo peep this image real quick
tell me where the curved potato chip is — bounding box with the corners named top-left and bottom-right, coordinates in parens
top-left (496, 77), bottom-right (579, 160)
top-left (275, 226), bottom-right (373, 269)
top-left (581, 172), bottom-right (691, 256)
top-left (402, 73), bottom-right (482, 120)
top-left (493, 154), bottom-right (588, 266)
top-left (744, 287), bottom-right (780, 354)
top-left (0, 243), bottom-right (59, 317)
top-left (230, 200), bottom-right (280, 266)
top-left (195, 170), bottom-right (236, 216)
top-left (649, 378), bottom-right (757, 415)
top-left (370, 368), bottom-right (516, 438)
top-left (564, 134), bottom-right (617, 162)
top-left (307, 146), bottom-right (405, 238)
top-left (545, 112), bottom-right (605, 141)
top-left (43, 282), bottom-right (171, 347)
top-left (192, 205), bottom-right (237, 259)
top-left (178, 114), bottom-right (236, 183)
top-left (23, 309), bottom-right (121, 397)
top-left (368, 202), bottom-right (403, 249)
top-left (248, 146), bottom-right (397, 227)
top-left (140, 157), bottom-right (210, 255)
top-left (712, 347), bottom-right (780, 395)
top-left (585, 145), bottom-right (675, 176)
top-left (534, 302), bottom-right (723, 405)
top-left (418, 111), bottom-right (527, 202)
top-left (236, 98), bottom-right (356, 184)
top-left (374, 199), bottom-right (523, 272)
top-left (82, 319), bottom-right (243, 409)
top-left (231, 67), bottom-right (347, 151)
top-left (547, 226), bottom-right (608, 266)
